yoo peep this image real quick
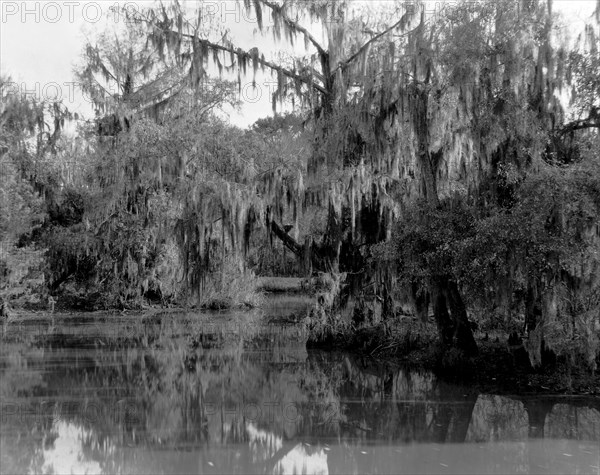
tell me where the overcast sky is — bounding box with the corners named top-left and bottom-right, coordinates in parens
top-left (1, 1), bottom-right (597, 128)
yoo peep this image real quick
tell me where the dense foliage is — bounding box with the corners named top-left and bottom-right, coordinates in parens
top-left (391, 153), bottom-right (600, 367)
top-left (1, 0), bottom-right (599, 371)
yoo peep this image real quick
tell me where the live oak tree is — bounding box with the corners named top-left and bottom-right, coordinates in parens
top-left (0, 75), bottom-right (48, 246)
top-left (76, 19), bottom-right (240, 133)
top-left (0, 75), bottom-right (80, 307)
top-left (127, 0), bottom-right (422, 284)
top-left (122, 0), bottom-right (600, 355)
top-left (389, 0), bottom-right (600, 361)
top-left (62, 23), bottom-right (246, 306)
top-left (59, 0), bottom-right (595, 359)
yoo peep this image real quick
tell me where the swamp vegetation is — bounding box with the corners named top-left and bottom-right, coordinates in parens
top-left (1, 0), bottom-right (600, 391)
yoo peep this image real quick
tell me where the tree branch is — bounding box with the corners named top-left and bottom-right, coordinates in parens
top-left (138, 13), bottom-right (328, 97)
top-left (269, 219), bottom-right (329, 272)
top-left (557, 115), bottom-right (600, 135)
top-left (269, 219), bottom-right (303, 255)
top-left (258, 0), bottom-right (327, 56)
top-left (332, 12), bottom-right (418, 76)
top-left (192, 36), bottom-right (328, 95)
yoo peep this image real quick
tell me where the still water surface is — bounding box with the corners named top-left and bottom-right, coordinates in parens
top-left (1, 298), bottom-right (599, 474)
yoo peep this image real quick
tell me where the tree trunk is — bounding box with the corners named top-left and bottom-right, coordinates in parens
top-left (269, 219), bottom-right (329, 272)
top-left (411, 282), bottom-right (430, 323)
top-left (433, 278), bottom-right (478, 355)
top-left (413, 87), bottom-right (440, 208)
top-left (524, 283), bottom-right (556, 366)
top-left (445, 280), bottom-right (478, 356)
top-left (413, 85), bottom-right (478, 354)
top-left (525, 284), bottom-right (541, 335)
top-left (523, 399), bottom-right (553, 438)
top-left (433, 283), bottom-right (454, 346)
top-left (322, 202), bottom-right (343, 273)
top-left (419, 148), bottom-right (441, 207)
top-left (382, 283), bottom-right (394, 320)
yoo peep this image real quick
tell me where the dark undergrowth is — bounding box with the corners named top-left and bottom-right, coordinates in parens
top-left (307, 316), bottom-right (600, 396)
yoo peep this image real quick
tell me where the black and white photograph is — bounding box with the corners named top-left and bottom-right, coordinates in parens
top-left (1, 0), bottom-right (599, 473)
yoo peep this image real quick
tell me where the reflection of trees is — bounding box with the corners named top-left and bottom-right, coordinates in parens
top-left (0, 343), bottom-right (50, 474)
top-left (334, 357), bottom-right (479, 444)
top-left (544, 402), bottom-right (600, 441)
top-left (466, 396), bottom-right (528, 443)
top-left (2, 317), bottom-right (600, 473)
top-left (464, 394), bottom-right (600, 444)
top-left (522, 398), bottom-right (555, 439)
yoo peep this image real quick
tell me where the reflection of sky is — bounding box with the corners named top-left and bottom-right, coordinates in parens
top-left (247, 422), bottom-right (283, 462)
top-left (8, 387), bottom-right (599, 475)
top-left (246, 422), bottom-right (329, 475)
top-left (37, 421), bottom-right (102, 475)
top-left (275, 444), bottom-right (329, 475)
top-left (32, 420), bottom-right (329, 474)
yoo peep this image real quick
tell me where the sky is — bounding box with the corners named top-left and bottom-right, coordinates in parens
top-left (0, 0), bottom-right (597, 129)
top-left (0, 0), bottom-right (306, 127)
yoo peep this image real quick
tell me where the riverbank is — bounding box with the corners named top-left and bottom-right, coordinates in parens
top-left (306, 316), bottom-right (600, 396)
top-left (1, 276), bottom-right (305, 314)
top-left (3, 290), bottom-right (598, 396)
top-left (256, 277), bottom-right (306, 293)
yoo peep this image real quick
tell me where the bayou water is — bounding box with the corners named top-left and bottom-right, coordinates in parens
top-left (1, 297), bottom-right (598, 474)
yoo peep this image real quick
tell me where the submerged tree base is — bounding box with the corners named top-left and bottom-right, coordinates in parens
top-left (307, 316), bottom-right (600, 396)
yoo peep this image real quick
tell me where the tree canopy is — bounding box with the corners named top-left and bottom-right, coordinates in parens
top-left (1, 0), bottom-right (599, 367)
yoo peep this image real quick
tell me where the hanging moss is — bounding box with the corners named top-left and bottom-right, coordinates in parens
top-left (89, 1), bottom-right (600, 346)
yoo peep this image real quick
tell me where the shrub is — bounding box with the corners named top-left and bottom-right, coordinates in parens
top-left (197, 255), bottom-right (263, 309)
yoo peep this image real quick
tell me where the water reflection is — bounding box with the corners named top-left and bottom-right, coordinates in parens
top-left (40, 421), bottom-right (103, 475)
top-left (1, 308), bottom-right (599, 475)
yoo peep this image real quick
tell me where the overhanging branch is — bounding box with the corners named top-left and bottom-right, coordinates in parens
top-left (269, 219), bottom-right (329, 272)
top-left (557, 115), bottom-right (600, 135)
top-left (269, 219), bottom-right (303, 255)
top-left (190, 36), bottom-right (328, 96)
top-left (136, 12), bottom-right (328, 97)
